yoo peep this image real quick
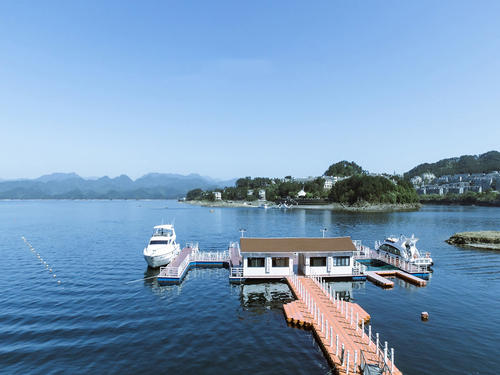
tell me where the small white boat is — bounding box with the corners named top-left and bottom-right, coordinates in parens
top-left (143, 224), bottom-right (181, 268)
top-left (375, 234), bottom-right (433, 269)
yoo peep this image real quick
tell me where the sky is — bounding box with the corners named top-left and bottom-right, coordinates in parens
top-left (1, 0), bottom-right (499, 180)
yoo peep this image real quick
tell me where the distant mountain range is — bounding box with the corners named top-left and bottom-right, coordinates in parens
top-left (404, 151), bottom-right (500, 179)
top-left (0, 173), bottom-right (236, 199)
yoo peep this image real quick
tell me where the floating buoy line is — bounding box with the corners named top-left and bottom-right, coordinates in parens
top-left (22, 236), bottom-right (62, 285)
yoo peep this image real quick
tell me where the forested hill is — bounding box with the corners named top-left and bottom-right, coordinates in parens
top-left (404, 151), bottom-right (500, 179)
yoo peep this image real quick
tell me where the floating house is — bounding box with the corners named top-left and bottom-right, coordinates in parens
top-left (239, 237), bottom-right (360, 279)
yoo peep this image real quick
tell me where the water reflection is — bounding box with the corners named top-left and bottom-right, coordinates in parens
top-left (325, 280), bottom-right (365, 302)
top-left (237, 282), bottom-right (294, 313)
top-left (143, 267), bottom-right (185, 298)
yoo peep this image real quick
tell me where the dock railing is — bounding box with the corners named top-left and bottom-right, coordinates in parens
top-left (290, 275), bottom-right (397, 375)
top-left (159, 248), bottom-right (231, 279)
top-left (192, 250), bottom-right (229, 262)
top-left (160, 253), bottom-right (192, 278)
top-left (353, 243), bottom-right (427, 274)
top-left (185, 242), bottom-right (199, 251)
top-left (376, 250), bottom-right (426, 273)
top-left (352, 261), bottom-right (367, 275)
top-left (298, 274), bottom-right (397, 375)
top-left (229, 266), bottom-right (243, 278)
top-left (360, 348), bottom-right (392, 375)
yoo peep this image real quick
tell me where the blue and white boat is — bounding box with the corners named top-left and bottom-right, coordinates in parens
top-left (375, 234), bottom-right (433, 269)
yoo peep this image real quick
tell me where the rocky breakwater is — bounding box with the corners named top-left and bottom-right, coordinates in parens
top-left (446, 231), bottom-right (500, 250)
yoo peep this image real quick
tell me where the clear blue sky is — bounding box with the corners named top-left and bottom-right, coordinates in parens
top-left (1, 1), bottom-right (499, 180)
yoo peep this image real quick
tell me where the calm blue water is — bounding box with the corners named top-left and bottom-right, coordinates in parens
top-left (1, 201), bottom-right (499, 375)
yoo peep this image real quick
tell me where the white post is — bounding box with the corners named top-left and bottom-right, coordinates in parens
top-left (341, 300), bottom-right (344, 314)
top-left (330, 327), bottom-right (333, 347)
top-left (345, 303), bottom-right (348, 320)
top-left (326, 320), bottom-right (328, 339)
top-left (350, 306), bottom-right (353, 326)
top-left (391, 348), bottom-right (394, 373)
top-left (321, 313), bottom-right (324, 332)
top-left (376, 333), bottom-right (379, 356)
top-left (346, 351), bottom-right (350, 374)
top-left (356, 312), bottom-right (359, 332)
top-left (341, 344), bottom-right (345, 366)
top-left (369, 325), bottom-right (372, 345)
top-left (384, 341), bottom-right (388, 363)
top-left (336, 334), bottom-right (339, 356)
top-left (361, 320), bottom-right (365, 338)
top-left (354, 350), bottom-right (358, 373)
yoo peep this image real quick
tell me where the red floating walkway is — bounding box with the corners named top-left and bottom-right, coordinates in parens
top-left (284, 275), bottom-right (402, 375)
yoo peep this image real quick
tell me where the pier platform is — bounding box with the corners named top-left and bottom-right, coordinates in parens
top-left (366, 271), bottom-right (395, 288)
top-left (157, 245), bottom-right (231, 284)
top-left (365, 270), bottom-right (427, 288)
top-left (284, 275), bottom-right (401, 374)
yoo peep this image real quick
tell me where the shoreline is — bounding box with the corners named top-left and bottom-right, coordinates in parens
top-left (182, 200), bottom-right (420, 212)
top-left (420, 199), bottom-right (500, 207)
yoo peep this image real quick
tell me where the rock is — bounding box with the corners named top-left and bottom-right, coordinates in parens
top-left (446, 231), bottom-right (500, 250)
top-left (421, 312), bottom-right (429, 320)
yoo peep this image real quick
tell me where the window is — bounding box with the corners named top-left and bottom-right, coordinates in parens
top-left (153, 229), bottom-right (173, 237)
top-left (149, 240), bottom-right (169, 245)
top-left (247, 257), bottom-right (265, 267)
top-left (379, 244), bottom-right (401, 256)
top-left (272, 257), bottom-right (289, 267)
top-left (310, 257), bottom-right (326, 267)
top-left (334, 256), bottom-right (350, 266)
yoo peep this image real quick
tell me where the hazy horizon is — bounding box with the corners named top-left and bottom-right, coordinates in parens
top-left (2, 1), bottom-right (500, 180)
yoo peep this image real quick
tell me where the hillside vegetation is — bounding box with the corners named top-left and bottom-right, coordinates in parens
top-left (187, 162), bottom-right (419, 207)
top-left (405, 151), bottom-right (500, 179)
top-left (328, 175), bottom-right (419, 205)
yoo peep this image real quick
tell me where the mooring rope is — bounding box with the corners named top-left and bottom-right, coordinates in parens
top-left (124, 275), bottom-right (158, 284)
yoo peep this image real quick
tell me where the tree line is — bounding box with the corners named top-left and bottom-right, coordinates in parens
top-left (186, 160), bottom-right (419, 205)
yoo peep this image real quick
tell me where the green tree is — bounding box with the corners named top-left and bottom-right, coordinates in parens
top-left (186, 188), bottom-right (204, 201)
top-left (324, 161), bottom-right (365, 177)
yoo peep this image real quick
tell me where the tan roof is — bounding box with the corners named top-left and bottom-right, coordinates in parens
top-left (240, 237), bottom-right (356, 253)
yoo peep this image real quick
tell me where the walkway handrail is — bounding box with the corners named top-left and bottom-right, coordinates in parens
top-left (192, 250), bottom-right (229, 262)
top-left (230, 266), bottom-right (243, 278)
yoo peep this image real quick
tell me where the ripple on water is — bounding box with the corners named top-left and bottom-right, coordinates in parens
top-left (1, 201), bottom-right (499, 375)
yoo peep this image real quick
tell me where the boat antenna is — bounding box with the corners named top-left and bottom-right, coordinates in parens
top-left (239, 228), bottom-right (247, 238)
top-left (321, 227), bottom-right (328, 238)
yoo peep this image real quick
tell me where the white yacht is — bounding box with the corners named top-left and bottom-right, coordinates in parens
top-left (375, 234), bottom-right (433, 269)
top-left (143, 224), bottom-right (181, 268)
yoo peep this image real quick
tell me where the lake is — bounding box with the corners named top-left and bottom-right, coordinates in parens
top-left (1, 200), bottom-right (499, 374)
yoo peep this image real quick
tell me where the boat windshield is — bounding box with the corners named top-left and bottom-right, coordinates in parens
top-left (379, 244), bottom-right (402, 256)
top-left (153, 228), bottom-right (174, 237)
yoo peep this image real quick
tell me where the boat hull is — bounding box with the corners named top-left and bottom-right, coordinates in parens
top-left (144, 253), bottom-right (173, 268)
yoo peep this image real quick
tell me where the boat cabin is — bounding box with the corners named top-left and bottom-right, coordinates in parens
top-left (240, 237), bottom-right (357, 278)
